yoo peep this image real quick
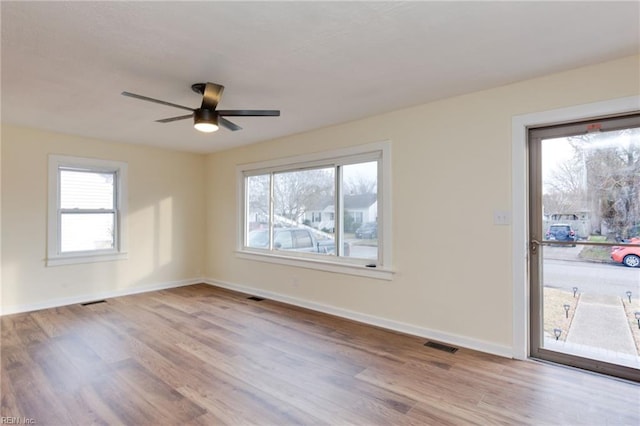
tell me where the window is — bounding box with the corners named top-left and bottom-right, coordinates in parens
top-left (48, 155), bottom-right (128, 266)
top-left (238, 141), bottom-right (392, 279)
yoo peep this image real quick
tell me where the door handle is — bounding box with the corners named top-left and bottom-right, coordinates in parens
top-left (530, 239), bottom-right (541, 254)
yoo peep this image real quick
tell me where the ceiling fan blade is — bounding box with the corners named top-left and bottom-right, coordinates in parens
top-left (122, 91), bottom-right (194, 112)
top-left (217, 110), bottom-right (280, 117)
top-left (219, 117), bottom-right (242, 131)
top-left (155, 114), bottom-right (194, 123)
top-left (201, 82), bottom-right (225, 110)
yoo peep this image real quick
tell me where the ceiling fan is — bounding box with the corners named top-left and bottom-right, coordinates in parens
top-left (121, 82), bottom-right (280, 133)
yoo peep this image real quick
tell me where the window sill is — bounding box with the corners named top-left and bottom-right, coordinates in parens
top-left (235, 250), bottom-right (394, 280)
top-left (47, 252), bottom-right (128, 267)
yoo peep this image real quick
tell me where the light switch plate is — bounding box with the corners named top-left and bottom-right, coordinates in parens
top-left (493, 210), bottom-right (511, 225)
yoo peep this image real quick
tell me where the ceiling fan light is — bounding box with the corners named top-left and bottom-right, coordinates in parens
top-left (194, 121), bottom-right (219, 133)
top-left (194, 108), bottom-right (219, 132)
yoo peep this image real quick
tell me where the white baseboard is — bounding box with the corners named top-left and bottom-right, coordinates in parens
top-left (204, 278), bottom-right (513, 359)
top-left (0, 277), bottom-right (203, 316)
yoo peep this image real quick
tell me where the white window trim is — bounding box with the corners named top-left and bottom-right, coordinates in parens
top-left (236, 140), bottom-right (393, 280)
top-left (47, 155), bottom-right (128, 266)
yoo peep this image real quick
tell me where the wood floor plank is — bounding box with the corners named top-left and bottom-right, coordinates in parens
top-left (68, 318), bottom-right (132, 365)
top-left (1, 341), bottom-right (75, 423)
top-left (89, 370), bottom-right (168, 424)
top-left (2, 283), bottom-right (639, 425)
top-left (112, 358), bottom-right (206, 423)
top-left (3, 314), bottom-right (48, 348)
top-left (30, 306), bottom-right (84, 338)
top-left (73, 384), bottom-right (127, 426)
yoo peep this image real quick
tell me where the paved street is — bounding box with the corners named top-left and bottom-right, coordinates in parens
top-left (543, 246), bottom-right (640, 296)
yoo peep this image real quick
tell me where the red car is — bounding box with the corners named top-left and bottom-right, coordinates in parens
top-left (611, 238), bottom-right (640, 267)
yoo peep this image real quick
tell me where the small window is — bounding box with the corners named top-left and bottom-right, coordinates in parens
top-left (237, 141), bottom-right (392, 279)
top-left (48, 155), bottom-right (128, 266)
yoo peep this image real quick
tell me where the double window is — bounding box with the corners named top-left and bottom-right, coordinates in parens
top-left (48, 155), bottom-right (128, 266)
top-left (238, 141), bottom-right (392, 279)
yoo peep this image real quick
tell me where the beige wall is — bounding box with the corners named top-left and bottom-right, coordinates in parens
top-left (1, 126), bottom-right (205, 312)
top-left (205, 55), bottom-right (640, 354)
top-left (1, 55), bottom-right (637, 355)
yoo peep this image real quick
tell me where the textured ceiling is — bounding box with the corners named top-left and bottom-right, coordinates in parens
top-left (2, 1), bottom-right (639, 153)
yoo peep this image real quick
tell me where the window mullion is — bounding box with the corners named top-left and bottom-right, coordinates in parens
top-left (376, 158), bottom-right (382, 266)
top-left (113, 171), bottom-right (119, 250)
top-left (269, 172), bottom-right (275, 251)
top-left (57, 168), bottom-right (64, 255)
top-left (336, 165), bottom-right (343, 257)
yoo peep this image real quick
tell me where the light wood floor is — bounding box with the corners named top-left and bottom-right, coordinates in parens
top-left (2, 284), bottom-right (639, 425)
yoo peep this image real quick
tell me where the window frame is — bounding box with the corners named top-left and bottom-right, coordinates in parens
top-left (236, 141), bottom-right (393, 280)
top-left (47, 155), bottom-right (128, 266)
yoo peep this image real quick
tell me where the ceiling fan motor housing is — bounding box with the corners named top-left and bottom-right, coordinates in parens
top-left (194, 108), bottom-right (217, 122)
top-left (194, 108), bottom-right (219, 132)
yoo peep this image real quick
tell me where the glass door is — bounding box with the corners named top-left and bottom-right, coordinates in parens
top-left (529, 113), bottom-right (640, 381)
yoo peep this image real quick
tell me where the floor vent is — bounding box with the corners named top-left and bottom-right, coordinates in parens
top-left (247, 296), bottom-right (265, 302)
top-left (424, 341), bottom-right (458, 353)
top-left (80, 300), bottom-right (107, 306)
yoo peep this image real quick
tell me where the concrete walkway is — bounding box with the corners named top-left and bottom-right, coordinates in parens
top-left (566, 293), bottom-right (636, 355)
top-left (544, 293), bottom-right (640, 369)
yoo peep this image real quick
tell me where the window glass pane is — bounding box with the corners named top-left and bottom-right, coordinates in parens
top-left (542, 127), bottom-right (640, 240)
top-left (60, 170), bottom-right (114, 209)
top-left (343, 161), bottom-right (378, 260)
top-left (274, 229), bottom-right (294, 249)
top-left (247, 228), bottom-right (269, 248)
top-left (60, 213), bottom-right (115, 252)
top-left (274, 167), bottom-right (334, 227)
top-left (294, 229), bottom-right (313, 249)
top-left (246, 174), bottom-right (270, 248)
top-left (274, 167), bottom-right (336, 255)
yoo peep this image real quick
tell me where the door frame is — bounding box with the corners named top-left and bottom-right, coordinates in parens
top-left (511, 96), bottom-right (640, 360)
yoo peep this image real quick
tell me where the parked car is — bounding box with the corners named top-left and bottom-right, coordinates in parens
top-left (355, 222), bottom-right (377, 239)
top-left (611, 237), bottom-right (640, 267)
top-left (545, 224), bottom-right (576, 246)
top-left (248, 227), bottom-right (350, 255)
